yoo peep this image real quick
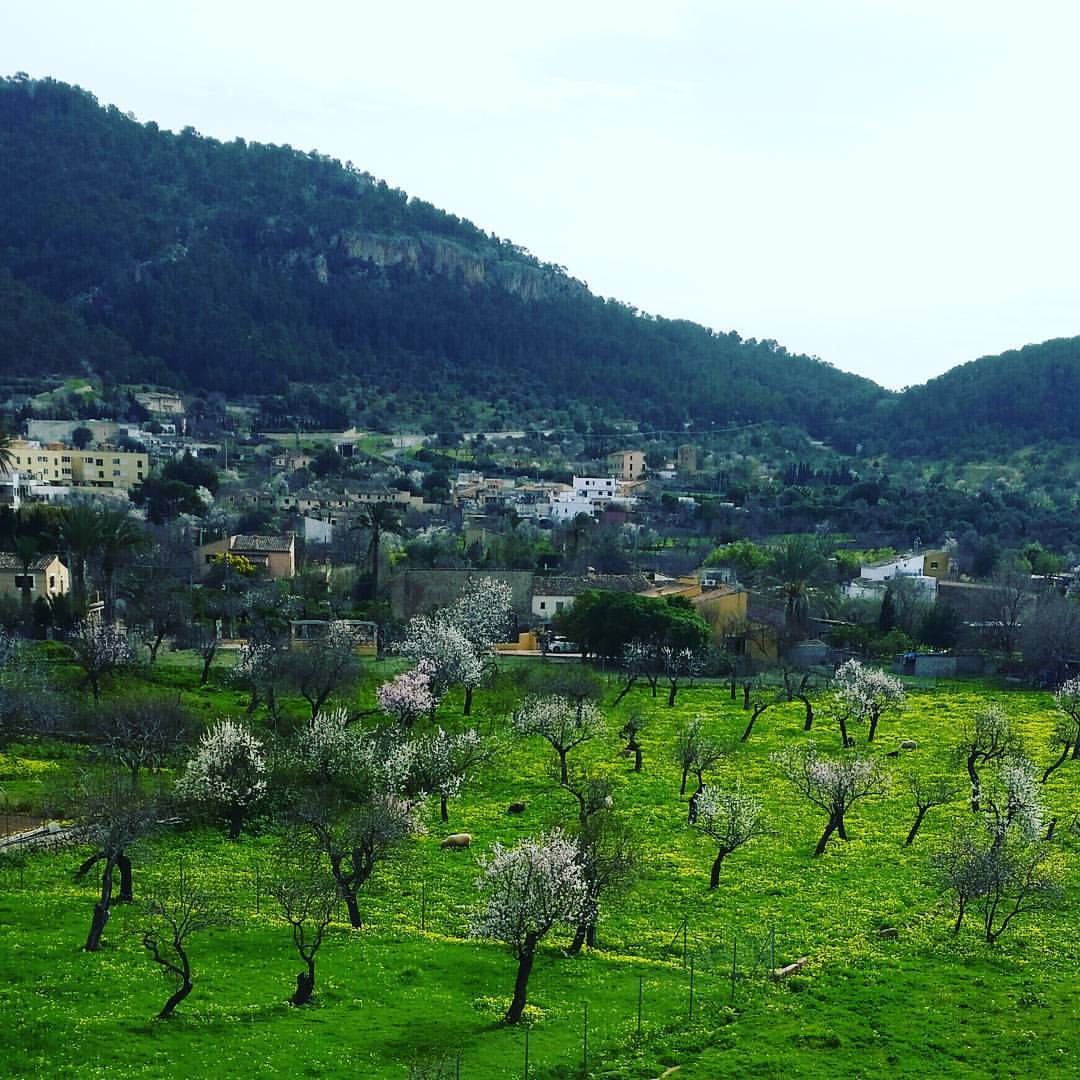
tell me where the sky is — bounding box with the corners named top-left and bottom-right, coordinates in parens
top-left (4, 0), bottom-right (1080, 390)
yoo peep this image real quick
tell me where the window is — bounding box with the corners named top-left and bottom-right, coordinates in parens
top-left (539, 600), bottom-right (547, 610)
top-left (112, 458), bottom-right (120, 465)
top-left (49, 575), bottom-right (55, 589)
top-left (929, 561), bottom-right (939, 570)
top-left (84, 457), bottom-right (94, 464)
top-left (112, 469), bottom-right (121, 477)
top-left (61, 456), bottom-right (70, 463)
top-left (13, 574), bottom-right (33, 590)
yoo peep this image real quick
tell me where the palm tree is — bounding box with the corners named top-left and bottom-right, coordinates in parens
top-left (353, 503), bottom-right (404, 600)
top-left (766, 535), bottom-right (831, 639)
top-left (60, 502), bottom-right (103, 611)
top-left (0, 429), bottom-right (14, 475)
top-left (97, 508), bottom-right (149, 622)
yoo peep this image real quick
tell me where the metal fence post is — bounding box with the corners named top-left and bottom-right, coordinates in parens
top-left (583, 1000), bottom-right (588, 1073)
top-left (689, 957), bottom-right (695, 1019)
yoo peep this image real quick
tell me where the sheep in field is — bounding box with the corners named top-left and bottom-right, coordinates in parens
top-left (440, 833), bottom-right (472, 850)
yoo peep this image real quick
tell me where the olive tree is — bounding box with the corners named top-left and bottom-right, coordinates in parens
top-left (469, 831), bottom-right (586, 1024)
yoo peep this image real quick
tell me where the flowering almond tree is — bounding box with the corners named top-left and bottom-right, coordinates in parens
top-left (832, 659), bottom-right (906, 745)
top-left (773, 743), bottom-right (890, 855)
top-left (402, 617), bottom-right (484, 715)
top-left (377, 660), bottom-right (438, 728)
top-left (512, 694), bottom-right (605, 784)
top-left (408, 726), bottom-right (484, 821)
top-left (175, 719), bottom-right (268, 839)
top-left (444, 577), bottom-right (514, 657)
top-left (68, 620), bottom-right (134, 701)
top-left (954, 702), bottom-right (1021, 812)
top-left (692, 783), bottom-right (767, 888)
top-left (1053, 675), bottom-right (1080, 761)
top-left (287, 714), bottom-right (420, 928)
top-left (470, 831), bottom-right (586, 1024)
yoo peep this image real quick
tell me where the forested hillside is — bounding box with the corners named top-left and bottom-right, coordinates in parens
top-left (885, 337), bottom-right (1080, 457)
top-left (0, 75), bottom-right (886, 440)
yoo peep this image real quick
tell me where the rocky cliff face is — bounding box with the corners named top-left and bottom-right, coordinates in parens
top-left (329, 232), bottom-right (588, 302)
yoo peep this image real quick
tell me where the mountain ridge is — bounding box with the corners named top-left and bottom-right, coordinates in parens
top-left (2, 73), bottom-right (1077, 457)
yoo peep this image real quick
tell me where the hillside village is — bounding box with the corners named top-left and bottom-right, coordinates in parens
top-left (2, 380), bottom-right (1078, 683)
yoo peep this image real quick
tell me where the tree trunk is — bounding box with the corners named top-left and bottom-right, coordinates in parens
top-left (836, 815), bottom-right (848, 841)
top-left (743, 684), bottom-right (751, 709)
top-left (613, 677), bottom-right (637, 705)
top-left (679, 766), bottom-right (689, 796)
top-left (799, 694), bottom-right (814, 731)
top-left (904, 808), bottom-right (928, 846)
top-left (343, 891), bottom-right (362, 929)
top-left (505, 942), bottom-right (536, 1024)
top-left (1041, 744), bottom-right (1071, 784)
top-left (567, 920), bottom-right (588, 955)
top-left (116, 852), bottom-right (133, 903)
top-left (953, 896), bottom-right (967, 935)
top-left (158, 977), bottom-right (192, 1019)
top-left (200, 648), bottom-right (215, 686)
top-left (85, 854), bottom-right (117, 951)
top-left (967, 757), bottom-right (981, 812)
top-left (1072, 739), bottom-right (1080, 760)
top-left (729, 676), bottom-right (736, 700)
top-left (838, 715), bottom-right (850, 749)
top-left (75, 851), bottom-right (104, 880)
top-left (741, 704), bottom-right (768, 742)
top-left (148, 630), bottom-right (166, 665)
top-left (709, 849), bottom-right (728, 889)
top-left (814, 817), bottom-right (840, 856)
top-left (463, 685), bottom-right (473, 716)
top-left (440, 795), bottom-right (449, 823)
top-left (688, 784), bottom-right (703, 824)
top-left (290, 958), bottom-right (316, 1006)
top-left (558, 749), bottom-right (569, 785)
top-left (667, 682), bottom-right (678, 707)
top-left (867, 713), bottom-right (880, 743)
top-left (634, 745), bottom-right (643, 772)
top-left (228, 805), bottom-right (244, 840)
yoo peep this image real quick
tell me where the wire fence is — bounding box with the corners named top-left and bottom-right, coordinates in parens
top-left (0, 850), bottom-right (800, 1078)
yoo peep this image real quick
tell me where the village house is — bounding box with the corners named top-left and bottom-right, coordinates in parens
top-left (0, 553), bottom-right (70, 602)
top-left (195, 534), bottom-right (296, 580)
top-left (2, 439), bottom-right (148, 492)
top-left (606, 450), bottom-right (647, 482)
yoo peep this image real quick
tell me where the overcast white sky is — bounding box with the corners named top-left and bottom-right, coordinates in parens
top-left (4, 1), bottom-right (1079, 389)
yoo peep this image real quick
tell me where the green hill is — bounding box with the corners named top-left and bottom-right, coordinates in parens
top-left (0, 75), bottom-right (887, 441)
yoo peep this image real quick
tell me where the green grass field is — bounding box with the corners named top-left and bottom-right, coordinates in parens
top-left (0, 658), bottom-right (1076, 1078)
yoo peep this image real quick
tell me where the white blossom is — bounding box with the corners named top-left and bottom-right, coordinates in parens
top-left (401, 617), bottom-right (484, 697)
top-left (833, 658), bottom-right (906, 740)
top-left (469, 830), bottom-right (587, 955)
top-left (176, 719), bottom-right (268, 810)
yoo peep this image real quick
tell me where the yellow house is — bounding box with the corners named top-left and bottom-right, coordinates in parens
top-left (196, 534), bottom-right (296, 580)
top-left (606, 450), bottom-right (646, 482)
top-left (692, 584), bottom-right (778, 660)
top-left (922, 549), bottom-right (950, 580)
top-left (0, 553), bottom-right (70, 601)
top-left (4, 440), bottom-right (148, 491)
